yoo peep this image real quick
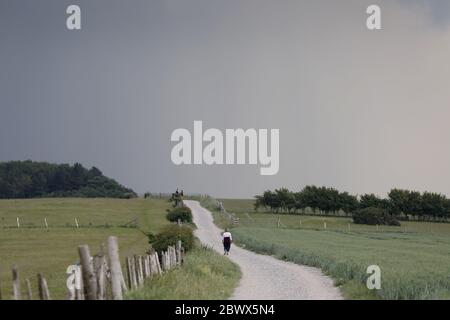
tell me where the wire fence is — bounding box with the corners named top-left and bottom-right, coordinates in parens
top-left (0, 236), bottom-right (185, 300)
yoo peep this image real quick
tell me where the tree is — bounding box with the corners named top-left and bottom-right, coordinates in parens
top-left (275, 188), bottom-right (296, 213)
top-left (294, 191), bottom-right (306, 212)
top-left (254, 186), bottom-right (450, 222)
top-left (300, 186), bottom-right (321, 212)
top-left (70, 163), bottom-right (88, 190)
top-left (0, 161), bottom-right (136, 199)
top-left (88, 166), bottom-right (102, 179)
top-left (388, 189), bottom-right (411, 217)
top-left (405, 191), bottom-right (422, 220)
top-left (360, 194), bottom-right (390, 211)
top-left (338, 192), bottom-right (359, 215)
top-left (421, 192), bottom-right (446, 221)
top-left (259, 190), bottom-right (281, 212)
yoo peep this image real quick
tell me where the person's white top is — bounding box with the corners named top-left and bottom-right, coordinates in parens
top-left (222, 231), bottom-right (232, 240)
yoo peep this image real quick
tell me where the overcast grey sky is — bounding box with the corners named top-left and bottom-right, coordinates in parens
top-left (1, 0), bottom-right (450, 198)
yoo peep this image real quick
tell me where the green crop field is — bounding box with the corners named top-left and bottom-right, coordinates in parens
top-left (0, 198), bottom-right (172, 299)
top-left (213, 198), bottom-right (450, 299)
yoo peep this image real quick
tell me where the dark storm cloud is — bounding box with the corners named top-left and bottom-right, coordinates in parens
top-left (1, 0), bottom-right (450, 197)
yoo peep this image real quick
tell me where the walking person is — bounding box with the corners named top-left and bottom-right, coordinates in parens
top-left (222, 228), bottom-right (233, 255)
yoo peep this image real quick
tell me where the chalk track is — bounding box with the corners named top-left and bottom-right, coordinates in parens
top-left (184, 200), bottom-right (343, 300)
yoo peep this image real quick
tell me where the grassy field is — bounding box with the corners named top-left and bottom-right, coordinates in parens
top-left (0, 198), bottom-right (169, 231)
top-left (209, 198), bottom-right (450, 299)
top-left (126, 246), bottom-right (241, 300)
top-left (0, 198), bottom-right (171, 299)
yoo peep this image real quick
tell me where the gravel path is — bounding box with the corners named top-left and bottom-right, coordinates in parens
top-left (184, 200), bottom-right (343, 300)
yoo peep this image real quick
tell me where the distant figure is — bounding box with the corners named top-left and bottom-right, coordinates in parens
top-left (173, 189), bottom-right (181, 207)
top-left (180, 190), bottom-right (184, 197)
top-left (222, 228), bottom-right (233, 255)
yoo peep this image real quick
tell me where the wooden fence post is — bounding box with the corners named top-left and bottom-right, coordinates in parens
top-left (176, 241), bottom-right (182, 265)
top-left (78, 245), bottom-right (97, 300)
top-left (163, 251), bottom-right (167, 270)
top-left (139, 255), bottom-right (145, 283)
top-left (148, 255), bottom-right (153, 276)
top-left (134, 255), bottom-right (139, 285)
top-left (152, 253), bottom-right (159, 275)
top-left (156, 253), bottom-right (161, 274)
top-left (165, 251), bottom-right (169, 270)
top-left (134, 255), bottom-right (140, 286)
top-left (130, 256), bottom-right (137, 289)
top-left (172, 247), bottom-right (176, 266)
top-left (142, 256), bottom-right (147, 279)
top-left (173, 247), bottom-right (176, 266)
top-left (135, 255), bottom-right (144, 286)
top-left (147, 255), bottom-right (151, 277)
top-left (143, 255), bottom-right (150, 278)
top-left (148, 255), bottom-right (154, 276)
top-left (79, 268), bottom-right (85, 300)
top-left (166, 250), bottom-right (170, 269)
top-left (25, 278), bottom-right (32, 300)
top-left (37, 273), bottom-right (50, 300)
top-left (101, 244), bottom-right (112, 297)
top-left (107, 236), bottom-right (123, 300)
top-left (172, 247), bottom-right (177, 266)
top-left (75, 269), bottom-right (84, 300)
top-left (94, 254), bottom-right (106, 300)
top-left (150, 254), bottom-right (157, 275)
top-left (130, 257), bottom-right (137, 289)
top-left (155, 252), bottom-right (162, 274)
top-left (126, 257), bottom-right (133, 289)
top-left (160, 252), bottom-right (165, 271)
top-left (12, 265), bottom-right (21, 300)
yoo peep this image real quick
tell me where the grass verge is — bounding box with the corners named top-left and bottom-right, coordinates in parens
top-left (125, 246), bottom-right (241, 300)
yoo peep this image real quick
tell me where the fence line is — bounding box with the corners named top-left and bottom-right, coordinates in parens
top-left (217, 200), bottom-right (239, 225)
top-left (0, 217), bottom-right (141, 229)
top-left (1, 236), bottom-right (185, 300)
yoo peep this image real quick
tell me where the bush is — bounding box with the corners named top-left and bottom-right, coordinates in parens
top-left (166, 206), bottom-right (193, 223)
top-left (353, 207), bottom-right (400, 226)
top-left (148, 225), bottom-right (195, 252)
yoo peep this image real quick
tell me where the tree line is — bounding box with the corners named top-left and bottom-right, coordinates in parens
top-left (0, 161), bottom-right (137, 199)
top-left (255, 186), bottom-right (450, 221)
